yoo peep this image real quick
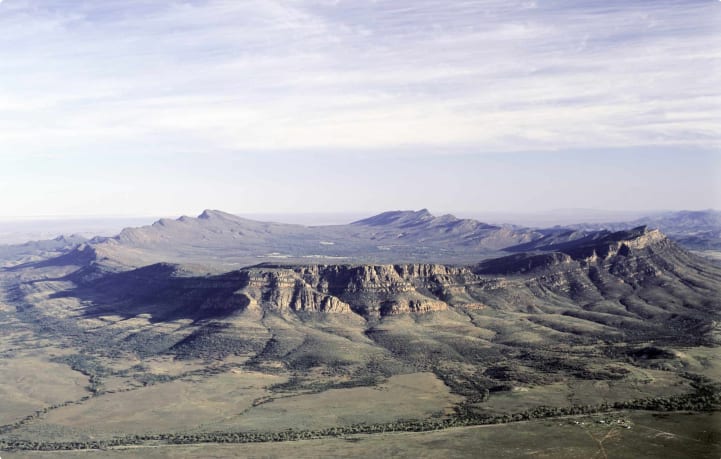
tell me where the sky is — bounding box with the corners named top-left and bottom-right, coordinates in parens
top-left (0, 0), bottom-right (719, 218)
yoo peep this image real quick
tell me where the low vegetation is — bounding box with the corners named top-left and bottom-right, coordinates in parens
top-left (1, 375), bottom-right (718, 451)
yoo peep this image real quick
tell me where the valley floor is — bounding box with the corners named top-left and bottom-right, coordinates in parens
top-left (2, 411), bottom-right (719, 459)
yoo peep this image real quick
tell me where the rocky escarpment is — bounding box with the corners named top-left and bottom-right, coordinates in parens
top-left (242, 269), bottom-right (352, 313)
top-left (60, 262), bottom-right (479, 320)
top-left (238, 264), bottom-right (473, 317)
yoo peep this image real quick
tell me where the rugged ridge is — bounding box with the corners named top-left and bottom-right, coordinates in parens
top-left (48, 227), bottom-right (720, 337)
top-left (6, 223), bottom-right (720, 369)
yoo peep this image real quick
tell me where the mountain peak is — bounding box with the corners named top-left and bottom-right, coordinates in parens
top-left (599, 225), bottom-right (666, 248)
top-left (352, 209), bottom-right (436, 227)
top-left (614, 226), bottom-right (666, 248)
top-left (198, 209), bottom-right (236, 220)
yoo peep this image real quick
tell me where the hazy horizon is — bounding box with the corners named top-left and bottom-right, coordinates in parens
top-left (1, 205), bottom-right (716, 220)
top-left (0, 1), bottom-right (719, 217)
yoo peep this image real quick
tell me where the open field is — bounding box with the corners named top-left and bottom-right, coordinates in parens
top-left (16, 371), bottom-right (283, 438)
top-left (197, 372), bottom-right (462, 433)
top-left (477, 368), bottom-right (693, 416)
top-left (3, 370), bottom-right (460, 441)
top-left (0, 357), bottom-right (89, 425)
top-left (3, 411), bottom-right (719, 459)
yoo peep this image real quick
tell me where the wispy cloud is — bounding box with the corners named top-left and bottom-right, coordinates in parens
top-left (0, 0), bottom-right (718, 156)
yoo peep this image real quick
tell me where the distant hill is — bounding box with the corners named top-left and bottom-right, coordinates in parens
top-left (64, 209), bottom-right (543, 268)
top-left (5, 209), bottom-right (719, 271)
top-left (0, 234), bottom-right (87, 267)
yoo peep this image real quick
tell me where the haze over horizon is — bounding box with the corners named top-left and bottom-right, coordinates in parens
top-left (0, 0), bottom-right (719, 217)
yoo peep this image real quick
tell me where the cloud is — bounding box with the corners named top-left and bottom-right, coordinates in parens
top-left (0, 0), bottom-right (718, 156)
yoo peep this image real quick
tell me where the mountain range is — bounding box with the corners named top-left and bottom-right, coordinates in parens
top-left (0, 208), bottom-right (719, 454)
top-left (26, 209), bottom-right (542, 269)
top-left (6, 208), bottom-right (718, 270)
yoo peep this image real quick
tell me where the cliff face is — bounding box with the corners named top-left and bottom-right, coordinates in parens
top-left (242, 270), bottom-right (353, 313)
top-left (238, 264), bottom-right (465, 316)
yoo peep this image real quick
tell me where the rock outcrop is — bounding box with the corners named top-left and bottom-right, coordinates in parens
top-left (242, 269), bottom-right (353, 313)
top-left (237, 264), bottom-right (454, 316)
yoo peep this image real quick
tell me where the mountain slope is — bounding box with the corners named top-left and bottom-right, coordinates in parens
top-left (77, 209), bottom-right (542, 268)
top-left (0, 234), bottom-right (87, 268)
top-left (352, 209), bottom-right (538, 251)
